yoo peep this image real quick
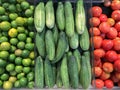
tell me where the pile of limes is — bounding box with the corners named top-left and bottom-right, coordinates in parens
top-left (0, 0), bottom-right (34, 89)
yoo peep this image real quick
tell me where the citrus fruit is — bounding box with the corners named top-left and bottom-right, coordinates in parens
top-left (17, 73), bottom-right (25, 79)
top-left (17, 33), bottom-right (26, 41)
top-left (0, 42), bottom-right (11, 50)
top-left (8, 4), bottom-right (17, 13)
top-left (9, 76), bottom-right (17, 83)
top-left (22, 58), bottom-right (31, 66)
top-left (10, 45), bottom-right (16, 53)
top-left (26, 37), bottom-right (32, 43)
top-left (27, 72), bottom-right (34, 81)
top-left (17, 27), bottom-right (25, 33)
top-left (8, 28), bottom-right (18, 38)
top-left (2, 32), bottom-right (8, 37)
top-left (10, 38), bottom-right (18, 45)
top-left (1, 73), bottom-right (9, 81)
top-left (30, 5), bottom-right (34, 11)
top-left (11, 20), bottom-right (17, 28)
top-left (0, 59), bottom-right (7, 67)
top-left (9, 54), bottom-right (16, 62)
top-left (27, 81), bottom-right (34, 89)
top-left (0, 36), bottom-right (8, 43)
top-left (10, 71), bottom-right (17, 76)
top-left (0, 21), bottom-right (11, 31)
top-left (15, 65), bottom-right (23, 73)
top-left (19, 77), bottom-right (27, 87)
top-left (15, 57), bottom-right (22, 65)
top-left (0, 6), bottom-right (5, 15)
top-left (0, 15), bottom-right (9, 21)
top-left (9, 13), bottom-right (18, 20)
top-left (21, 50), bottom-right (30, 58)
top-left (27, 17), bottom-right (33, 25)
top-left (14, 80), bottom-right (21, 88)
top-left (25, 43), bottom-right (34, 51)
top-left (14, 49), bottom-right (22, 56)
top-left (23, 67), bottom-right (31, 74)
top-left (6, 64), bottom-right (15, 72)
top-left (21, 1), bottom-right (30, 10)
top-left (0, 80), bottom-right (3, 87)
top-left (2, 3), bottom-right (9, 9)
top-left (29, 51), bottom-right (34, 59)
top-left (17, 41), bottom-right (25, 49)
top-left (0, 68), bottom-right (5, 74)
top-left (0, 51), bottom-right (9, 59)
top-left (3, 81), bottom-right (13, 90)
top-left (25, 9), bottom-right (33, 17)
top-left (15, 17), bottom-right (25, 26)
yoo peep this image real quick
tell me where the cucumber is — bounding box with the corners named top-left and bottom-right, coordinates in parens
top-left (80, 26), bottom-right (90, 51)
top-left (35, 56), bottom-right (44, 88)
top-left (65, 1), bottom-right (74, 37)
top-left (52, 64), bottom-right (56, 85)
top-left (56, 2), bottom-right (65, 31)
top-left (44, 57), bottom-right (54, 88)
top-left (60, 54), bottom-right (70, 88)
top-left (34, 2), bottom-right (45, 33)
top-left (45, 30), bottom-right (55, 61)
top-left (45, 1), bottom-right (55, 29)
top-left (75, 0), bottom-right (86, 34)
top-left (65, 36), bottom-right (69, 52)
top-left (68, 55), bottom-right (79, 89)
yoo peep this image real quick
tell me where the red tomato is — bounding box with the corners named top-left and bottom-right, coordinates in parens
top-left (114, 59), bottom-right (120, 72)
top-left (113, 38), bottom-right (120, 51)
top-left (99, 22), bottom-right (110, 33)
top-left (104, 79), bottom-right (114, 89)
top-left (100, 71), bottom-right (111, 80)
top-left (107, 18), bottom-right (115, 26)
top-left (99, 14), bottom-right (108, 22)
top-left (111, 0), bottom-right (120, 10)
top-left (100, 33), bottom-right (106, 39)
top-left (94, 58), bottom-right (101, 67)
top-left (105, 50), bottom-right (118, 62)
top-left (106, 27), bottom-right (118, 39)
top-left (89, 27), bottom-right (101, 36)
top-left (115, 72), bottom-right (120, 80)
top-left (111, 74), bottom-right (119, 83)
top-left (118, 32), bottom-right (120, 37)
top-left (115, 21), bottom-right (120, 32)
top-left (103, 62), bottom-right (113, 73)
top-left (102, 39), bottom-right (113, 50)
top-left (93, 36), bottom-right (103, 49)
top-left (92, 79), bottom-right (104, 89)
top-left (90, 6), bottom-right (102, 17)
top-left (118, 81), bottom-right (120, 87)
top-left (94, 67), bottom-right (103, 77)
top-left (94, 49), bottom-right (105, 59)
top-left (104, 0), bottom-right (111, 7)
top-left (89, 17), bottom-right (100, 27)
top-left (118, 54), bottom-right (120, 59)
top-left (111, 10), bottom-right (120, 21)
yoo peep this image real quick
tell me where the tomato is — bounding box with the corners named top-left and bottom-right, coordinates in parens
top-left (118, 32), bottom-right (120, 37)
top-left (105, 50), bottom-right (118, 62)
top-left (107, 18), bottom-right (115, 26)
top-left (93, 36), bottom-right (103, 49)
top-left (114, 59), bottom-right (120, 72)
top-left (102, 39), bottom-right (113, 50)
top-left (89, 17), bottom-right (100, 27)
top-left (99, 22), bottom-right (110, 33)
top-left (104, 79), bottom-right (114, 89)
top-left (100, 33), bottom-right (106, 39)
top-left (90, 6), bottom-right (102, 17)
top-left (89, 27), bottom-right (101, 36)
top-left (111, 74), bottom-right (119, 83)
top-left (104, 0), bottom-right (111, 7)
top-left (106, 27), bottom-right (118, 39)
top-left (113, 38), bottom-right (120, 51)
top-left (115, 72), bottom-right (120, 80)
top-left (94, 49), bottom-right (105, 59)
top-left (94, 67), bottom-right (103, 77)
top-left (100, 71), bottom-right (111, 80)
top-left (94, 58), bottom-right (101, 67)
top-left (92, 79), bottom-right (104, 89)
top-left (111, 10), bottom-right (120, 21)
top-left (118, 54), bottom-right (120, 59)
top-left (99, 14), bottom-right (108, 22)
top-left (103, 62), bottom-right (113, 73)
top-left (115, 21), bottom-right (120, 32)
top-left (111, 0), bottom-right (120, 10)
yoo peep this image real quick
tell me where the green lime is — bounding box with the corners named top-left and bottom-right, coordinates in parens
top-left (2, 3), bottom-right (9, 9)
top-left (15, 17), bottom-right (25, 26)
top-left (0, 59), bottom-right (7, 67)
top-left (14, 49), bottom-right (22, 56)
top-left (0, 21), bottom-right (11, 31)
top-left (15, 65), bottom-right (23, 73)
top-left (25, 43), bottom-right (34, 51)
top-left (23, 18), bottom-right (28, 26)
top-left (0, 51), bottom-right (9, 59)
top-left (29, 32), bottom-right (34, 38)
top-left (9, 76), bottom-right (17, 83)
top-left (10, 45), bottom-right (16, 53)
top-left (1, 73), bottom-right (9, 81)
top-left (8, 28), bottom-right (18, 38)
top-left (25, 30), bottom-right (29, 35)
top-left (9, 54), bottom-right (16, 62)
top-left (0, 36), bottom-right (8, 43)
top-left (21, 50), bottom-right (30, 58)
top-left (10, 71), bottom-right (17, 76)
top-left (3, 81), bottom-right (13, 90)
top-left (0, 42), bottom-right (11, 51)
top-left (0, 80), bottom-right (3, 87)
top-left (25, 9), bottom-right (33, 17)
top-left (17, 0), bottom-right (26, 3)
top-left (0, 6), bottom-right (5, 15)
top-left (11, 20), bottom-right (17, 28)
top-left (2, 32), bottom-right (8, 37)
top-left (10, 38), bottom-right (18, 45)
top-left (0, 68), bottom-right (5, 74)
top-left (22, 58), bottom-right (31, 66)
top-left (27, 81), bottom-right (34, 89)
top-left (23, 67), bottom-right (31, 74)
top-left (27, 72), bottom-right (34, 81)
top-left (26, 37), bottom-right (32, 43)
top-left (9, 13), bottom-right (18, 20)
top-left (17, 27), bottom-right (25, 33)
top-left (14, 80), bottom-right (21, 88)
top-left (27, 17), bottom-right (33, 25)
top-left (21, 1), bottom-right (30, 10)
top-left (19, 77), bottom-right (27, 87)
top-left (31, 60), bottom-right (34, 66)
top-left (9, 0), bottom-right (16, 4)
top-left (17, 73), bottom-right (25, 79)
top-left (30, 5), bottom-right (34, 11)
top-left (29, 51), bottom-right (35, 59)
top-left (15, 57), bottom-right (22, 65)
top-left (17, 33), bottom-right (26, 41)
top-left (0, 15), bottom-right (9, 21)
top-left (16, 4), bottom-right (22, 12)
top-left (6, 63), bottom-right (15, 72)
top-left (17, 41), bottom-right (25, 49)
top-left (8, 4), bottom-right (17, 13)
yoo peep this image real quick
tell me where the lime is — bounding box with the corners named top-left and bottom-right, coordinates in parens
top-left (23, 18), bottom-right (28, 26)
top-left (25, 30), bottom-right (29, 35)
top-left (27, 17), bottom-right (33, 25)
top-left (26, 37), bottom-right (32, 43)
top-left (17, 73), bottom-right (25, 79)
top-left (14, 80), bottom-right (21, 88)
top-left (8, 4), bottom-right (17, 13)
top-left (0, 42), bottom-right (11, 50)
top-left (17, 33), bottom-right (26, 41)
top-left (0, 15), bottom-right (9, 21)
top-left (9, 76), bottom-right (17, 83)
top-left (23, 67), bottom-right (31, 74)
top-left (3, 81), bottom-right (13, 90)
top-left (30, 5), bottom-right (34, 11)
top-left (15, 65), bottom-right (23, 73)
top-left (10, 71), bottom-right (17, 76)
top-left (0, 6), bottom-right (5, 15)
top-left (17, 27), bottom-right (25, 33)
top-left (22, 58), bottom-right (31, 66)
top-left (21, 50), bottom-right (30, 58)
top-left (15, 57), bottom-right (22, 65)
top-left (29, 32), bottom-right (34, 38)
top-left (10, 45), bottom-right (16, 53)
top-left (17, 0), bottom-right (26, 3)
top-left (27, 81), bottom-right (34, 89)
top-left (0, 80), bottom-right (3, 87)
top-left (0, 59), bottom-right (7, 67)
top-left (11, 20), bottom-right (17, 28)
top-left (21, 1), bottom-right (30, 10)
top-left (0, 68), bottom-right (5, 74)
top-left (6, 63), bottom-right (15, 72)
top-left (0, 21), bottom-right (11, 31)
top-left (19, 77), bottom-right (27, 87)
top-left (25, 9), bottom-right (33, 17)
top-left (9, 13), bottom-right (18, 20)
top-left (2, 32), bottom-right (8, 37)
top-left (2, 3), bottom-right (9, 9)
top-left (29, 51), bottom-right (35, 59)
top-left (8, 28), bottom-right (18, 38)
top-left (16, 4), bottom-right (22, 12)
top-left (31, 60), bottom-right (34, 66)
top-left (1, 73), bottom-right (9, 81)
top-left (9, 54), bottom-right (16, 62)
top-left (27, 72), bottom-right (34, 81)
top-left (10, 38), bottom-right (18, 45)
top-left (9, 0), bottom-right (17, 4)
top-left (0, 51), bottom-right (9, 59)
top-left (25, 43), bottom-right (34, 51)
top-left (14, 49), bottom-right (22, 56)
top-left (0, 36), bottom-right (8, 43)
top-left (15, 17), bottom-right (25, 26)
top-left (17, 41), bottom-right (25, 49)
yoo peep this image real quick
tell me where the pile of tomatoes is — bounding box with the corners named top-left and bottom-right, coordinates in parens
top-left (89, 0), bottom-right (120, 89)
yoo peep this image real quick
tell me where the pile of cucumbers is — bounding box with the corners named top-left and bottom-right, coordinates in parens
top-left (34, 0), bottom-right (91, 89)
